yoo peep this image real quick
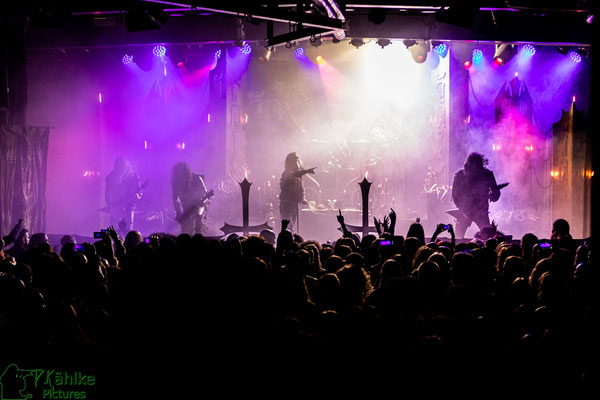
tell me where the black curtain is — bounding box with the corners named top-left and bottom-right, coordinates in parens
top-left (0, 125), bottom-right (49, 235)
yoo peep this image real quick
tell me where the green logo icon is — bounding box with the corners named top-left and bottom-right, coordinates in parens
top-left (0, 364), bottom-right (33, 400)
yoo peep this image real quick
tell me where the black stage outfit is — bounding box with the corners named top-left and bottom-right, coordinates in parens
top-left (279, 169), bottom-right (312, 231)
top-left (451, 167), bottom-right (501, 238)
top-left (173, 173), bottom-right (210, 236)
top-left (105, 167), bottom-right (141, 231)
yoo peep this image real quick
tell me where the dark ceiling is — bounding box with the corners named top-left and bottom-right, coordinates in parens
top-left (1, 1), bottom-right (594, 49)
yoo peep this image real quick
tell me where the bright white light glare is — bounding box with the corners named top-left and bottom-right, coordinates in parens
top-left (98, 93), bottom-right (102, 103)
top-left (207, 113), bottom-right (211, 123)
top-left (144, 140), bottom-right (148, 150)
top-left (164, 65), bottom-right (167, 76)
top-left (337, 41), bottom-right (435, 148)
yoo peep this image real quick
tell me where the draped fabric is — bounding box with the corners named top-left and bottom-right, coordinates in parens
top-left (0, 125), bottom-right (49, 235)
top-left (467, 47), bottom-right (590, 134)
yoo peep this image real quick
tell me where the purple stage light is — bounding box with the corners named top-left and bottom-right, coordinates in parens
top-left (522, 44), bottom-right (536, 56)
top-left (569, 50), bottom-right (582, 63)
top-left (152, 45), bottom-right (166, 57)
top-left (122, 54), bottom-right (133, 65)
top-left (472, 49), bottom-right (483, 64)
top-left (241, 43), bottom-right (252, 54)
top-left (294, 47), bottom-right (305, 59)
top-left (215, 49), bottom-right (222, 59)
top-left (433, 43), bottom-right (447, 56)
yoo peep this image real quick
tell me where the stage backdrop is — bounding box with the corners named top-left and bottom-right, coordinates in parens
top-left (0, 125), bottom-right (49, 235)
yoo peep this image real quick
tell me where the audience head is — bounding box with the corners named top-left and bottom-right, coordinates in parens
top-left (406, 222), bottom-right (425, 247)
top-left (60, 235), bottom-right (76, 246)
top-left (28, 233), bottom-right (50, 251)
top-left (15, 229), bottom-right (30, 248)
top-left (379, 259), bottom-right (403, 288)
top-left (124, 230), bottom-right (143, 252)
top-left (260, 229), bottom-right (276, 246)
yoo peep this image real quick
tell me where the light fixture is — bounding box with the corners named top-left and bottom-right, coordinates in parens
top-left (241, 43), bottom-right (252, 54)
top-left (472, 48), bottom-right (483, 64)
top-left (152, 45), bottom-right (166, 57)
top-left (376, 39), bottom-right (391, 49)
top-left (432, 42), bottom-right (448, 57)
top-left (569, 47), bottom-right (588, 62)
top-left (568, 50), bottom-right (582, 63)
top-left (350, 38), bottom-right (365, 49)
top-left (522, 44), bottom-right (536, 56)
top-left (333, 29), bottom-right (346, 41)
top-left (257, 47), bottom-right (272, 62)
top-left (404, 40), bottom-right (430, 64)
top-left (122, 54), bottom-right (133, 65)
top-left (294, 47), bottom-right (305, 59)
top-left (494, 43), bottom-right (516, 65)
top-left (310, 35), bottom-right (322, 47)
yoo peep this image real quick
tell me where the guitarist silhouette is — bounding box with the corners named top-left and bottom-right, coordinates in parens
top-left (171, 162), bottom-right (213, 235)
top-left (104, 157), bottom-right (147, 231)
top-left (450, 152), bottom-right (508, 238)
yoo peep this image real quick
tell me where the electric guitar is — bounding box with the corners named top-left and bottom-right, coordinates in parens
top-left (446, 182), bottom-right (509, 219)
top-left (98, 178), bottom-right (149, 213)
top-left (175, 190), bottom-right (214, 223)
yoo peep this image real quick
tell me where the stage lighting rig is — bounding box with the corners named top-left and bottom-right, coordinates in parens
top-left (432, 41), bottom-right (448, 57)
top-left (350, 38), bottom-right (365, 49)
top-left (404, 40), bottom-right (430, 64)
top-left (494, 43), bottom-right (517, 65)
top-left (376, 39), bottom-right (391, 49)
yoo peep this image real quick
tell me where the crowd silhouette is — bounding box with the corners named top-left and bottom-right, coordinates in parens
top-left (0, 213), bottom-right (597, 397)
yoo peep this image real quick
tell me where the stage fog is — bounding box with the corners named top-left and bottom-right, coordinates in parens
top-left (25, 39), bottom-right (590, 242)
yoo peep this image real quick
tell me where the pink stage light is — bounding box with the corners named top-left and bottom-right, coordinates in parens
top-left (492, 144), bottom-right (502, 151)
top-left (464, 60), bottom-right (472, 69)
